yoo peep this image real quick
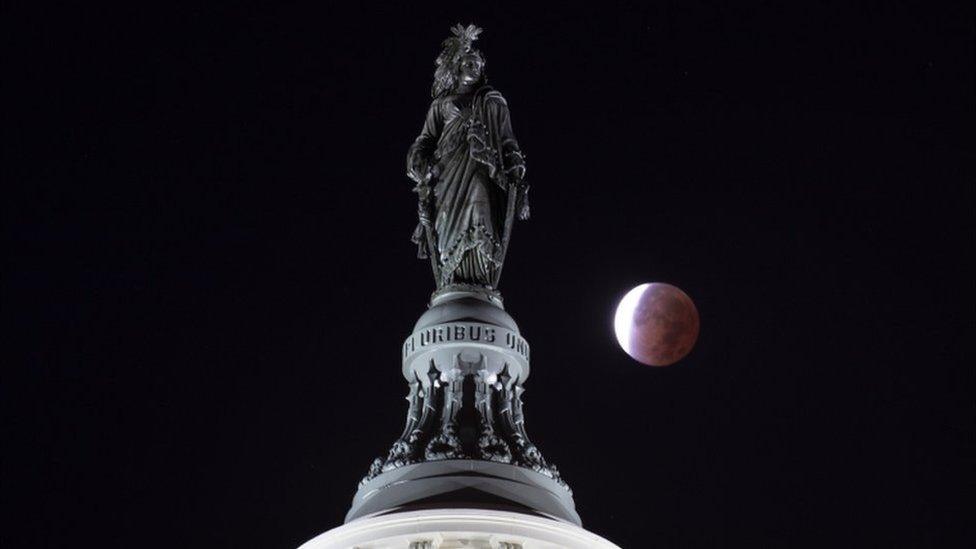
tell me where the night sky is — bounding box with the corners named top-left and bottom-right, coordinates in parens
top-left (4, 3), bottom-right (973, 547)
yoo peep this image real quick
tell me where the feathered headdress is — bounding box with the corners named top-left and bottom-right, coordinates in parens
top-left (431, 23), bottom-right (484, 98)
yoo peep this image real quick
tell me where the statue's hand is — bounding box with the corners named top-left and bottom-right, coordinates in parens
top-left (503, 150), bottom-right (526, 183)
top-left (407, 167), bottom-right (423, 184)
top-left (509, 163), bottom-right (526, 182)
top-left (407, 155), bottom-right (429, 184)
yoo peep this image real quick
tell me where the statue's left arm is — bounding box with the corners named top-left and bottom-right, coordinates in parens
top-left (485, 92), bottom-right (529, 220)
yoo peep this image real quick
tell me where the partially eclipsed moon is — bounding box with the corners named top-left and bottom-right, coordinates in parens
top-left (614, 283), bottom-right (700, 366)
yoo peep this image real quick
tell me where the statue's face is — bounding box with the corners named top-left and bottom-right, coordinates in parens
top-left (458, 54), bottom-right (483, 86)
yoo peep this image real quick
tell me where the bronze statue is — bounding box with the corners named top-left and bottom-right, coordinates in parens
top-left (407, 24), bottom-right (529, 302)
top-left (351, 26), bottom-right (574, 518)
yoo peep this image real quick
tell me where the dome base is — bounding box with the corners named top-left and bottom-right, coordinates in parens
top-left (347, 460), bottom-right (579, 526)
top-left (302, 509), bottom-right (621, 549)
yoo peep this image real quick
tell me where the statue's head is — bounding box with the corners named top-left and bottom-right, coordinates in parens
top-left (432, 24), bottom-right (486, 97)
top-left (457, 51), bottom-right (485, 87)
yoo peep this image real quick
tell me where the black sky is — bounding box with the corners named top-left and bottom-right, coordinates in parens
top-left (4, 2), bottom-right (973, 547)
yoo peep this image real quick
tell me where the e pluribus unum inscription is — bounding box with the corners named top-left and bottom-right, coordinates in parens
top-left (403, 323), bottom-right (529, 362)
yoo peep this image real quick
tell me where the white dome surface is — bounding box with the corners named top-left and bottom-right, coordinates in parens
top-left (299, 509), bottom-right (621, 549)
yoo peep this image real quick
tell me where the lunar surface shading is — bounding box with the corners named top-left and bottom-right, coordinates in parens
top-left (614, 283), bottom-right (700, 366)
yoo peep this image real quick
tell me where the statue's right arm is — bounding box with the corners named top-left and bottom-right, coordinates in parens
top-left (406, 100), bottom-right (441, 183)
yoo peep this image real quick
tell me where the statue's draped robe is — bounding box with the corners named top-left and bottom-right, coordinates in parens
top-left (408, 86), bottom-right (524, 288)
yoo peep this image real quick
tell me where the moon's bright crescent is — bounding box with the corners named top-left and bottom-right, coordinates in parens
top-left (614, 283), bottom-right (650, 355)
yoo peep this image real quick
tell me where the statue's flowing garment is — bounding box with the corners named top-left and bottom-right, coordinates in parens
top-left (408, 86), bottom-right (523, 287)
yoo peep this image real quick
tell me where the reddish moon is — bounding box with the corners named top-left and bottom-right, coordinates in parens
top-left (614, 283), bottom-right (700, 366)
